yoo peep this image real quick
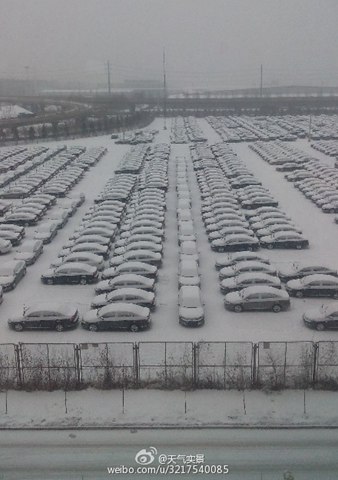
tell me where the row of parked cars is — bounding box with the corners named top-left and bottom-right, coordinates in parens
top-left (250, 141), bottom-right (338, 216)
top-left (176, 156), bottom-right (204, 328)
top-left (84, 144), bottom-right (170, 332)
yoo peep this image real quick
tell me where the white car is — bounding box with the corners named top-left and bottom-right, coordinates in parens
top-left (178, 286), bottom-right (204, 327)
top-left (0, 238), bottom-right (12, 254)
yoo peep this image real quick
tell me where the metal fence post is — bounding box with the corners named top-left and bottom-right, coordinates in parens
top-left (14, 343), bottom-right (22, 387)
top-left (312, 342), bottom-right (319, 386)
top-left (252, 343), bottom-right (259, 387)
top-left (134, 343), bottom-right (139, 387)
top-left (193, 343), bottom-right (198, 389)
top-left (74, 344), bottom-right (81, 386)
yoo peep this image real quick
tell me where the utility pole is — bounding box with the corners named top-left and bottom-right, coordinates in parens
top-left (106, 61), bottom-right (111, 96)
top-left (260, 64), bottom-right (263, 97)
top-left (163, 48), bottom-right (167, 130)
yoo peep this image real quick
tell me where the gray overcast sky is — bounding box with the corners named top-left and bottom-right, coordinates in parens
top-left (1, 0), bottom-right (338, 89)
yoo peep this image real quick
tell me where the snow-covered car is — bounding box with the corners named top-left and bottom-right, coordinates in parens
top-left (41, 262), bottom-right (99, 285)
top-left (220, 272), bottom-right (281, 294)
top-left (0, 238), bottom-right (12, 254)
top-left (178, 286), bottom-right (204, 327)
top-left (109, 250), bottom-right (162, 267)
top-left (286, 274), bottom-right (338, 298)
top-left (81, 303), bottom-right (151, 332)
top-left (14, 240), bottom-right (43, 265)
top-left (215, 251), bottom-right (270, 270)
top-left (8, 304), bottom-right (79, 332)
top-left (278, 264), bottom-right (338, 282)
top-left (178, 258), bottom-right (200, 287)
top-left (95, 274), bottom-right (155, 294)
top-left (101, 261), bottom-right (157, 280)
top-left (224, 286), bottom-right (290, 313)
top-left (303, 302), bottom-right (338, 330)
top-left (219, 261), bottom-right (277, 280)
top-left (91, 287), bottom-right (156, 310)
top-left (34, 222), bottom-right (59, 244)
top-left (51, 252), bottom-right (105, 270)
top-left (259, 232), bottom-right (309, 249)
top-left (0, 260), bottom-right (26, 291)
top-left (211, 234), bottom-right (260, 253)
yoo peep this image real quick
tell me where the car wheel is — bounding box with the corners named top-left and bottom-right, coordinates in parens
top-left (316, 322), bottom-right (326, 331)
top-left (14, 323), bottom-right (24, 332)
top-left (296, 244), bottom-right (302, 250)
top-left (272, 304), bottom-right (281, 313)
top-left (333, 292), bottom-right (338, 299)
top-left (234, 304), bottom-right (243, 313)
top-left (295, 291), bottom-right (303, 298)
top-left (267, 244), bottom-right (273, 250)
top-left (47, 278), bottom-right (53, 285)
top-left (247, 246), bottom-right (253, 251)
top-left (89, 324), bottom-right (98, 332)
top-left (80, 277), bottom-right (87, 285)
top-left (55, 324), bottom-right (64, 332)
top-left (130, 324), bottom-right (139, 332)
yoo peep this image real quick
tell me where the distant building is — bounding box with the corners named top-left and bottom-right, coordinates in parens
top-left (0, 104), bottom-right (34, 119)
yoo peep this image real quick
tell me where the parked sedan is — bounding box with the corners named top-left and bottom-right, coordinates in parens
top-left (95, 274), bottom-right (155, 294)
top-left (278, 264), bottom-right (338, 282)
top-left (260, 232), bottom-right (309, 249)
top-left (286, 274), bottom-right (338, 298)
top-left (219, 261), bottom-right (277, 280)
top-left (8, 304), bottom-right (79, 332)
top-left (41, 262), bottom-right (99, 285)
top-left (224, 286), bottom-right (290, 313)
top-left (220, 272), bottom-right (281, 294)
top-left (91, 287), bottom-right (156, 310)
top-left (109, 250), bottom-right (162, 267)
top-left (211, 234), bottom-right (260, 253)
top-left (14, 240), bottom-right (43, 265)
top-left (0, 260), bottom-right (26, 291)
top-left (81, 303), bottom-right (150, 332)
top-left (34, 222), bottom-right (59, 244)
top-left (303, 302), bottom-right (338, 330)
top-left (215, 251), bottom-right (270, 270)
top-left (0, 238), bottom-right (12, 254)
top-left (101, 261), bottom-right (157, 280)
top-left (51, 252), bottom-right (105, 270)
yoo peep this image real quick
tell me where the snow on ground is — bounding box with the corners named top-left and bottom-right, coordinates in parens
top-left (1, 117), bottom-right (338, 344)
top-left (0, 387), bottom-right (338, 428)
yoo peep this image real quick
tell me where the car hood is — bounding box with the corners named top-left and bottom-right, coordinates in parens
top-left (278, 266), bottom-right (297, 276)
top-left (286, 279), bottom-right (302, 289)
top-left (220, 278), bottom-right (236, 288)
top-left (179, 306), bottom-right (204, 319)
top-left (0, 275), bottom-right (15, 285)
top-left (91, 294), bottom-right (107, 307)
top-left (224, 291), bottom-right (241, 303)
top-left (82, 310), bottom-right (100, 323)
top-left (95, 280), bottom-right (110, 291)
top-left (303, 308), bottom-right (326, 322)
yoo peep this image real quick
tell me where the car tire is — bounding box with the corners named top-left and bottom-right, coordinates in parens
top-left (316, 322), bottom-right (325, 331)
top-left (80, 277), bottom-right (87, 285)
top-left (89, 324), bottom-right (98, 332)
top-left (272, 304), bottom-right (281, 313)
top-left (234, 305), bottom-right (243, 313)
top-left (14, 323), bottom-right (24, 332)
top-left (47, 279), bottom-right (53, 285)
top-left (296, 244), bottom-right (302, 250)
top-left (333, 292), bottom-right (338, 299)
top-left (295, 291), bottom-right (303, 298)
top-left (267, 244), bottom-right (274, 250)
top-left (130, 324), bottom-right (139, 332)
top-left (55, 324), bottom-right (64, 332)
top-left (247, 246), bottom-right (253, 251)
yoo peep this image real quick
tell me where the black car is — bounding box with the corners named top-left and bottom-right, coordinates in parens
top-left (8, 304), bottom-right (79, 332)
top-left (259, 232), bottom-right (309, 250)
top-left (41, 262), bottom-right (99, 285)
top-left (286, 274), bottom-right (338, 298)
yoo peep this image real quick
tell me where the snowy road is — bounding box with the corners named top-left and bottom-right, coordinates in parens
top-left (0, 428), bottom-right (337, 479)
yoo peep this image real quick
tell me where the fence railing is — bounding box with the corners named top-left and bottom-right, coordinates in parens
top-left (1, 341), bottom-right (338, 390)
